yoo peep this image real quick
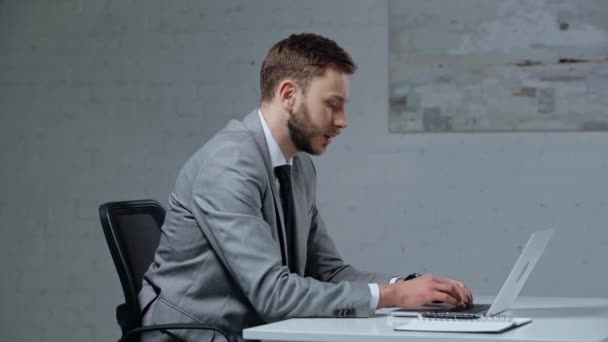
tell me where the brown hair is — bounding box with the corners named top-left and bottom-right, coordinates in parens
top-left (260, 33), bottom-right (357, 102)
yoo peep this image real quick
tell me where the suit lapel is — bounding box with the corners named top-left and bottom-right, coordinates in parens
top-left (241, 110), bottom-right (292, 269)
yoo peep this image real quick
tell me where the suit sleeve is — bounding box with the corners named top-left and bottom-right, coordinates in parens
top-left (190, 137), bottom-right (372, 321)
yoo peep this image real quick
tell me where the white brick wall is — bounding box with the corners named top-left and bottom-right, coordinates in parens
top-left (1, 1), bottom-right (607, 341)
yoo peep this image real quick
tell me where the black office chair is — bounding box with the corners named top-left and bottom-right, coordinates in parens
top-left (99, 199), bottom-right (230, 342)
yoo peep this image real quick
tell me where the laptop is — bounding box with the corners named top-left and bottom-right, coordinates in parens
top-left (390, 228), bottom-right (555, 317)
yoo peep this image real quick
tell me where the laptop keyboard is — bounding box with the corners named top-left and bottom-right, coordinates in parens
top-left (449, 303), bottom-right (491, 314)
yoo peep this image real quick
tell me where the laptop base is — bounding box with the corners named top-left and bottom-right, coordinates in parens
top-left (390, 303), bottom-right (491, 317)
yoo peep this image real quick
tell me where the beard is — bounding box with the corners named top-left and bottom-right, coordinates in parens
top-left (287, 101), bottom-right (326, 155)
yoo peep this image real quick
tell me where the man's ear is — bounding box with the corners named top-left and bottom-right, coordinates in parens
top-left (277, 79), bottom-right (298, 111)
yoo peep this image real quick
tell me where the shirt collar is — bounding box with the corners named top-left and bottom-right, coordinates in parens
top-left (258, 109), bottom-right (292, 167)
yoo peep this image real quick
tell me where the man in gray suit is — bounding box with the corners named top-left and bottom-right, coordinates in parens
top-left (138, 33), bottom-right (472, 342)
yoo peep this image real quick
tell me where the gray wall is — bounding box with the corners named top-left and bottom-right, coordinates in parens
top-left (1, 1), bottom-right (606, 341)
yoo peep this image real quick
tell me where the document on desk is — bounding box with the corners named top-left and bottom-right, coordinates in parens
top-left (394, 316), bottom-right (532, 333)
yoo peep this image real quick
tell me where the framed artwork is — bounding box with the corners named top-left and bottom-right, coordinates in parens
top-left (389, 0), bottom-right (608, 132)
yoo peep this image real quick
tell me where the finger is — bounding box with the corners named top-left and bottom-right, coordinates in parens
top-left (433, 281), bottom-right (465, 305)
top-left (433, 276), bottom-right (471, 306)
top-left (457, 282), bottom-right (473, 306)
top-left (452, 281), bottom-right (470, 307)
top-left (433, 291), bottom-right (461, 307)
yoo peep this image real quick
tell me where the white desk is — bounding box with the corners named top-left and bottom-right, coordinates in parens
top-left (243, 296), bottom-right (608, 342)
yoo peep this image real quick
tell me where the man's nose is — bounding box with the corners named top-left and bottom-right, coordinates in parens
top-left (334, 113), bottom-right (348, 129)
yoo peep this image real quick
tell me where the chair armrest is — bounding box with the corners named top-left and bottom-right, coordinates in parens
top-left (122, 323), bottom-right (231, 342)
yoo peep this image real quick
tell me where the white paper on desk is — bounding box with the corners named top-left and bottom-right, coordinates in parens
top-left (394, 318), bottom-right (532, 333)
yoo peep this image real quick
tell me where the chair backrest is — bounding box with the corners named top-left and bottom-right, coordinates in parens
top-left (99, 199), bottom-right (165, 331)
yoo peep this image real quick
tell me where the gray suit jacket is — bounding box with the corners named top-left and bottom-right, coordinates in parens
top-left (139, 110), bottom-right (392, 342)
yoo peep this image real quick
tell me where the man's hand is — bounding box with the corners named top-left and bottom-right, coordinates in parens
top-left (377, 274), bottom-right (473, 309)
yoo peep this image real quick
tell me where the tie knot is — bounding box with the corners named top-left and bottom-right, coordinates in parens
top-left (274, 165), bottom-right (292, 181)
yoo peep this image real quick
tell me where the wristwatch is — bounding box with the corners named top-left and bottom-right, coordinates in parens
top-left (404, 273), bottom-right (421, 281)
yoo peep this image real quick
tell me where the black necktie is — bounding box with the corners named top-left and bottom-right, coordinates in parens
top-left (274, 165), bottom-right (296, 271)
